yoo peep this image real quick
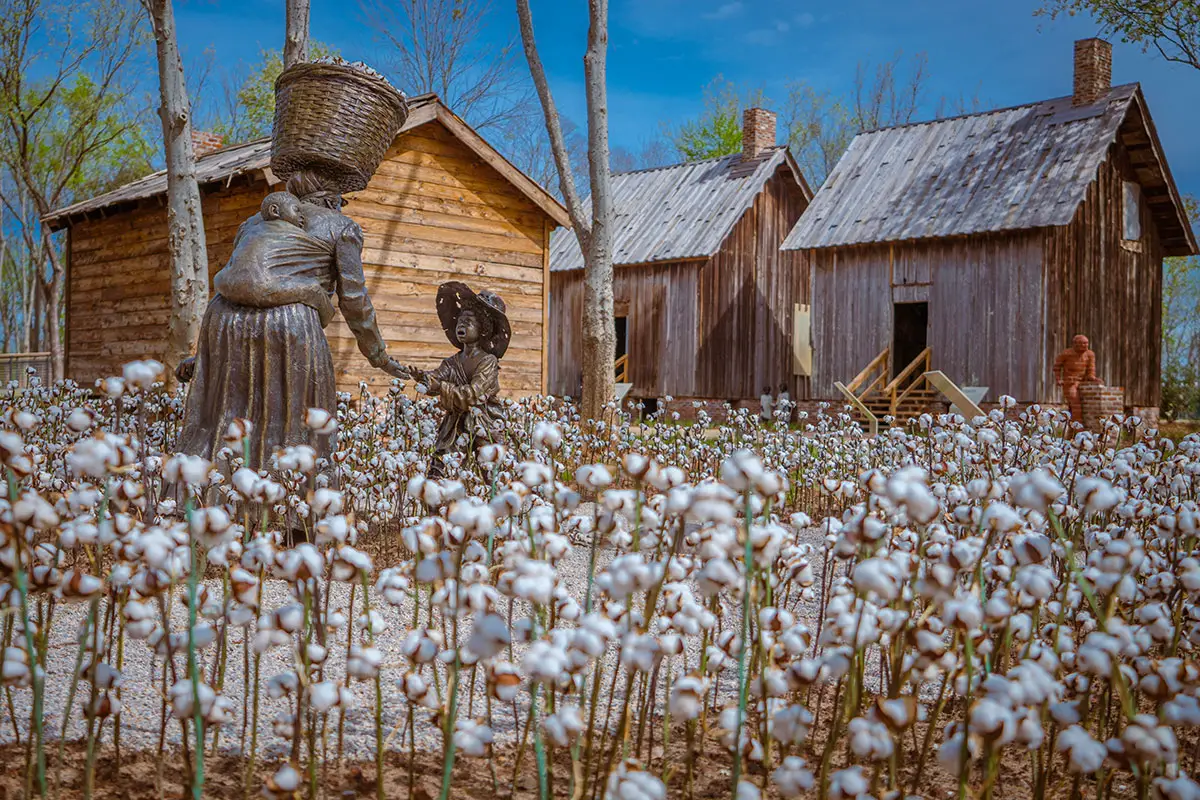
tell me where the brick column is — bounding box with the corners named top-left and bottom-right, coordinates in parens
top-left (1078, 383), bottom-right (1124, 431)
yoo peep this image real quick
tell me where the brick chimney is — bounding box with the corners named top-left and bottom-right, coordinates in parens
top-left (742, 107), bottom-right (776, 160)
top-left (191, 130), bottom-right (225, 158)
top-left (1073, 38), bottom-right (1112, 106)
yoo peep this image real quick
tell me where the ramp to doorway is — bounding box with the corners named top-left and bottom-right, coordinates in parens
top-left (924, 371), bottom-right (986, 420)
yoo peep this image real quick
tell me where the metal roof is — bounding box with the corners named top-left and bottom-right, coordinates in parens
top-left (45, 94), bottom-right (570, 230)
top-left (782, 83), bottom-right (1197, 256)
top-left (550, 146), bottom-right (810, 271)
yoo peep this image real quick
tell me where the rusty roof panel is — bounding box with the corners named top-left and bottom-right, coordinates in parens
top-left (550, 146), bottom-right (799, 271)
top-left (782, 85), bottom-right (1139, 250)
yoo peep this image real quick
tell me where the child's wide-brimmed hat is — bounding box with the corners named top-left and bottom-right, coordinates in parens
top-left (436, 281), bottom-right (511, 358)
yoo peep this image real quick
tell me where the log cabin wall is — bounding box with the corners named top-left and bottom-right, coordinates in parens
top-left (695, 164), bottom-right (810, 400)
top-left (548, 262), bottom-right (701, 399)
top-left (1042, 141), bottom-right (1164, 408)
top-left (67, 180), bottom-right (269, 385)
top-left (342, 121), bottom-right (550, 397)
top-left (65, 121), bottom-right (554, 397)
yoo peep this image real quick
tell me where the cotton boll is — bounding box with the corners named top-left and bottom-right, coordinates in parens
top-left (1057, 725), bottom-right (1107, 774)
top-left (1156, 775), bottom-right (1200, 800)
top-left (542, 705), bottom-right (584, 746)
top-left (605, 760), bottom-right (665, 800)
top-left (848, 716), bottom-right (894, 760)
top-left (773, 756), bottom-right (815, 798)
top-left (453, 719), bottom-right (494, 757)
top-left (828, 765), bottom-right (869, 800)
top-left (263, 763), bottom-right (302, 799)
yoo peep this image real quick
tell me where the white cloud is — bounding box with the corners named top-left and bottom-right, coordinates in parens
top-left (703, 1), bottom-right (743, 20)
top-left (794, 11), bottom-right (815, 27)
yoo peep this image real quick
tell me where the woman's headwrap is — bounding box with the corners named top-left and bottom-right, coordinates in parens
top-left (286, 170), bottom-right (345, 209)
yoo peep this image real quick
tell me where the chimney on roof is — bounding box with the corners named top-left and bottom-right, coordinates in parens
top-left (742, 107), bottom-right (776, 160)
top-left (191, 129), bottom-right (225, 159)
top-left (1073, 38), bottom-right (1112, 106)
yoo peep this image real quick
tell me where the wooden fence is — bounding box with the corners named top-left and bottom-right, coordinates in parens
top-left (0, 352), bottom-right (52, 387)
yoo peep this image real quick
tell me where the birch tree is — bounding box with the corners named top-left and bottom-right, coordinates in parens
top-left (140, 0), bottom-right (208, 383)
top-left (284, 0), bottom-right (310, 69)
top-left (516, 0), bottom-right (614, 420)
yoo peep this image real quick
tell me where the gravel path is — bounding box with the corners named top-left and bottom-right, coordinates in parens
top-left (1, 525), bottom-right (832, 760)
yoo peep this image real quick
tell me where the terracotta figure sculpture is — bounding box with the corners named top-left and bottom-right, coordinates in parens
top-left (1053, 334), bottom-right (1099, 420)
top-left (399, 281), bottom-right (509, 473)
top-left (176, 170), bottom-right (407, 466)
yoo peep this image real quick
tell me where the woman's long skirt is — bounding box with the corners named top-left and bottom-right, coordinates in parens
top-left (175, 295), bottom-right (336, 468)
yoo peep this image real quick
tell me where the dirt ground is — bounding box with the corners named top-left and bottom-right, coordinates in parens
top-left (0, 713), bottom-right (1086, 800)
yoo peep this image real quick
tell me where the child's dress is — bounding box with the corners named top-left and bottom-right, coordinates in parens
top-left (425, 349), bottom-right (504, 454)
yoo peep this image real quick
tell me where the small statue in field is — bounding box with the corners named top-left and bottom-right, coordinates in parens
top-left (1053, 334), bottom-right (1099, 420)
top-left (399, 282), bottom-right (509, 473)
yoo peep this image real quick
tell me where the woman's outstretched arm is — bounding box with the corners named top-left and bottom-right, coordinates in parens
top-left (333, 220), bottom-right (389, 368)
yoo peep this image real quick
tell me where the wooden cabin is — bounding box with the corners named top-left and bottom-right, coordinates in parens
top-left (549, 108), bottom-right (813, 405)
top-left (44, 95), bottom-right (569, 397)
top-left (781, 39), bottom-right (1197, 421)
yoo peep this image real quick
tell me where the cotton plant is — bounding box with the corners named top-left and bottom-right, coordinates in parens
top-left (4, 367), bottom-right (1200, 800)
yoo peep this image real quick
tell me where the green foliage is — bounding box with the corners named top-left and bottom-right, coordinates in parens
top-left (666, 76), bottom-right (767, 161)
top-left (210, 42), bottom-right (338, 146)
top-left (1037, 0), bottom-right (1200, 70)
top-left (1162, 195), bottom-right (1200, 420)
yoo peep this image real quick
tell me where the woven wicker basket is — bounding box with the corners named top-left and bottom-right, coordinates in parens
top-left (270, 63), bottom-right (408, 194)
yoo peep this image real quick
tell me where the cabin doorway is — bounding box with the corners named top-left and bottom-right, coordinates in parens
top-left (892, 301), bottom-right (928, 378)
top-left (614, 315), bottom-right (629, 383)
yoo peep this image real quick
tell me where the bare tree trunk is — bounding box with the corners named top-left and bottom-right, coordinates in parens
top-left (284, 0), bottom-right (311, 69)
top-left (40, 233), bottom-right (64, 379)
top-left (30, 274), bottom-right (43, 352)
top-left (579, 0), bottom-right (614, 421)
top-left (143, 0), bottom-right (208, 385)
top-left (516, 0), bottom-right (614, 420)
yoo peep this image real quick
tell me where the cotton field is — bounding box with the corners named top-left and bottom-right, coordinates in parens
top-left (1, 360), bottom-right (1199, 800)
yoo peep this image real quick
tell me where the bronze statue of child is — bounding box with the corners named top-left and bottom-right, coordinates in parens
top-left (399, 282), bottom-right (510, 469)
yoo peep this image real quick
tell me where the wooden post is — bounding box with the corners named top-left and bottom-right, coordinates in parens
top-left (835, 380), bottom-right (878, 438)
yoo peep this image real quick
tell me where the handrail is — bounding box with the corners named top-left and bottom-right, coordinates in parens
top-left (846, 347), bottom-right (889, 394)
top-left (0, 351), bottom-right (50, 360)
top-left (887, 348), bottom-right (933, 417)
top-left (614, 354), bottom-right (629, 383)
top-left (834, 381), bottom-right (879, 437)
top-left (882, 346), bottom-right (932, 397)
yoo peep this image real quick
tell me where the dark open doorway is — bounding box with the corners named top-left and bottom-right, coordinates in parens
top-left (614, 316), bottom-right (628, 359)
top-left (892, 302), bottom-right (928, 378)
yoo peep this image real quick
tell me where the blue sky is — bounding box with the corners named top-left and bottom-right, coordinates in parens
top-left (173, 0), bottom-right (1200, 199)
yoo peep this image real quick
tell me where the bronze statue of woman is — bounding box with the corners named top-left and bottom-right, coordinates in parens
top-left (176, 169), bottom-right (405, 467)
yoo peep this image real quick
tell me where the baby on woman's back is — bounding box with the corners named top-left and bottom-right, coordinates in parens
top-left (213, 191), bottom-right (338, 326)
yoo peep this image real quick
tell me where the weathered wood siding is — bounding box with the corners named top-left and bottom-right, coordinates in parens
top-left (548, 162), bottom-right (808, 401)
top-left (807, 247), bottom-right (892, 398)
top-left (548, 262), bottom-right (700, 398)
top-left (1042, 140), bottom-right (1163, 407)
top-left (807, 235), bottom-right (1046, 402)
top-left (696, 164), bottom-right (810, 399)
top-left (66, 120), bottom-right (553, 396)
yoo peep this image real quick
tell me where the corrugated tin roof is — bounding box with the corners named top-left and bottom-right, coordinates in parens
top-left (550, 146), bottom-right (808, 271)
top-left (782, 83), bottom-right (1193, 253)
top-left (45, 94), bottom-right (570, 230)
